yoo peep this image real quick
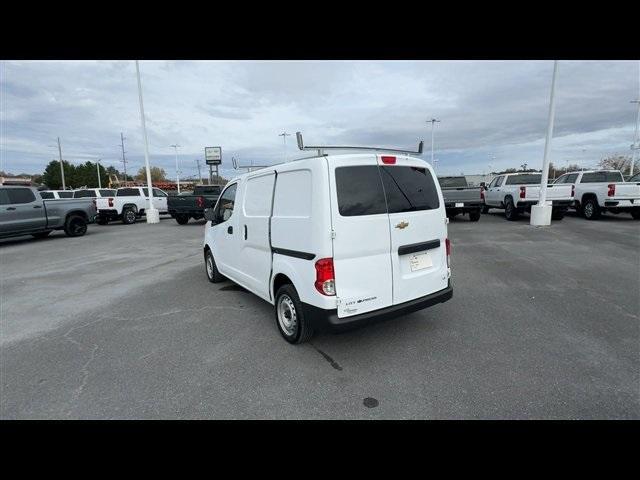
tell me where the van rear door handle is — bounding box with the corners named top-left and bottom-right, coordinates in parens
top-left (227, 226), bottom-right (233, 234)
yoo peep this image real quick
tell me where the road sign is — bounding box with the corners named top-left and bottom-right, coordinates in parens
top-left (205, 146), bottom-right (222, 165)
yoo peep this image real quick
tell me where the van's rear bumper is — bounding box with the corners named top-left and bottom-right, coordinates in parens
top-left (302, 281), bottom-right (453, 333)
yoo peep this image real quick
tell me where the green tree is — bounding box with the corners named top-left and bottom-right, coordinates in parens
top-left (41, 160), bottom-right (75, 189)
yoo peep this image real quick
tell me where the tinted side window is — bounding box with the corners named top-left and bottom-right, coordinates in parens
top-left (39, 191), bottom-right (55, 199)
top-left (58, 191), bottom-right (74, 198)
top-left (99, 190), bottom-right (116, 196)
top-left (216, 184), bottom-right (238, 223)
top-left (495, 176), bottom-right (505, 187)
top-left (7, 188), bottom-right (36, 204)
top-left (554, 175), bottom-right (567, 184)
top-left (117, 188), bottom-right (141, 196)
top-left (335, 166), bottom-right (387, 217)
top-left (74, 190), bottom-right (96, 198)
top-left (0, 190), bottom-right (10, 205)
top-left (153, 189), bottom-right (166, 197)
top-left (381, 166), bottom-right (440, 213)
top-left (566, 173), bottom-right (579, 183)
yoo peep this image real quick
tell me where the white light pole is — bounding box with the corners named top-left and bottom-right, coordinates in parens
top-left (630, 100), bottom-right (639, 177)
top-left (279, 131), bottom-right (291, 162)
top-left (427, 118), bottom-right (440, 166)
top-left (96, 159), bottom-right (102, 188)
top-left (531, 60), bottom-right (559, 227)
top-left (57, 137), bottom-right (66, 190)
top-left (170, 144), bottom-right (181, 194)
top-left (135, 60), bottom-right (159, 224)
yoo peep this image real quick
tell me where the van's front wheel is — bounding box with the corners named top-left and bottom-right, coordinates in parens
top-left (205, 249), bottom-right (225, 283)
top-left (275, 284), bottom-right (314, 344)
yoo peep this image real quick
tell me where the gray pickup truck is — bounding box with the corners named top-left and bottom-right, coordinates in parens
top-left (0, 186), bottom-right (96, 239)
top-left (437, 176), bottom-right (485, 222)
top-left (167, 185), bottom-right (222, 224)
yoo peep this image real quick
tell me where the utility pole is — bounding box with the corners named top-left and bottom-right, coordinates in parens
top-left (196, 158), bottom-right (203, 184)
top-left (120, 133), bottom-right (128, 184)
top-left (531, 60), bottom-right (559, 227)
top-left (96, 159), bottom-right (102, 188)
top-left (135, 60), bottom-right (159, 224)
top-left (279, 131), bottom-right (291, 162)
top-left (427, 118), bottom-right (440, 166)
top-left (170, 144), bottom-right (181, 193)
top-left (57, 137), bottom-right (66, 190)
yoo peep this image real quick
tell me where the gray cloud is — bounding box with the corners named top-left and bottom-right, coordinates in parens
top-left (1, 60), bottom-right (638, 179)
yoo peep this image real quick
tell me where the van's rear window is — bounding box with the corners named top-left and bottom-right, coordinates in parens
top-left (381, 166), bottom-right (439, 213)
top-left (335, 165), bottom-right (440, 216)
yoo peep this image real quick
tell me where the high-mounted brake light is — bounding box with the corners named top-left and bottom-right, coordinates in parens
top-left (314, 258), bottom-right (335, 296)
top-left (108, 197), bottom-right (114, 207)
top-left (381, 156), bottom-right (396, 165)
top-left (519, 186), bottom-right (526, 199)
top-left (607, 184), bottom-right (615, 197)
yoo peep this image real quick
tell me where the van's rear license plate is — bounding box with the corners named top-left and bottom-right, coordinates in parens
top-left (455, 202), bottom-right (464, 207)
top-left (409, 252), bottom-right (432, 271)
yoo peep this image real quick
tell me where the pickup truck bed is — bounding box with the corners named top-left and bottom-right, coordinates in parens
top-left (438, 177), bottom-right (484, 222)
top-left (168, 185), bottom-right (222, 224)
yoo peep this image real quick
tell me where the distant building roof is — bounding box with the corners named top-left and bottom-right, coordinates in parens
top-left (1, 176), bottom-right (32, 186)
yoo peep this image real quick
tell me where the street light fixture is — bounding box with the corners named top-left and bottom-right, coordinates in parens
top-left (279, 131), bottom-right (291, 162)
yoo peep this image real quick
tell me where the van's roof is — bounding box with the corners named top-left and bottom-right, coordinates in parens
top-left (226, 152), bottom-right (429, 184)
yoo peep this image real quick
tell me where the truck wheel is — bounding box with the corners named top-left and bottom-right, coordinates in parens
top-left (64, 215), bottom-right (88, 237)
top-left (32, 231), bottom-right (52, 239)
top-left (468, 210), bottom-right (481, 222)
top-left (176, 214), bottom-right (189, 225)
top-left (551, 208), bottom-right (566, 220)
top-left (631, 209), bottom-right (640, 220)
top-left (481, 206), bottom-right (490, 214)
top-left (205, 249), bottom-right (225, 283)
top-left (446, 212), bottom-right (457, 219)
top-left (582, 198), bottom-right (601, 220)
top-left (96, 215), bottom-right (109, 225)
top-left (275, 284), bottom-right (314, 344)
top-left (122, 207), bottom-right (137, 224)
top-left (504, 198), bottom-right (519, 221)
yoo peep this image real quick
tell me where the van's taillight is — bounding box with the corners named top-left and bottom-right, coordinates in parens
top-left (314, 258), bottom-right (335, 296)
top-left (381, 156), bottom-right (396, 165)
top-left (445, 238), bottom-right (451, 268)
top-left (196, 196), bottom-right (205, 208)
top-left (571, 185), bottom-right (575, 198)
top-left (108, 197), bottom-right (114, 207)
top-left (519, 186), bottom-right (526, 199)
top-left (607, 184), bottom-right (616, 197)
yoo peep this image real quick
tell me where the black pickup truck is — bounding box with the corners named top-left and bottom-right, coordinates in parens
top-left (167, 185), bottom-right (222, 224)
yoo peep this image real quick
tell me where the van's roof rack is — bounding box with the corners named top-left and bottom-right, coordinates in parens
top-left (296, 132), bottom-right (424, 156)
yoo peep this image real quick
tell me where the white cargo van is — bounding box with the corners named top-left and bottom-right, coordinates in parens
top-left (203, 133), bottom-right (453, 343)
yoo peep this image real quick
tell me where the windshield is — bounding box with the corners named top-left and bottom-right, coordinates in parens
top-left (438, 177), bottom-right (468, 188)
top-left (505, 174), bottom-right (542, 185)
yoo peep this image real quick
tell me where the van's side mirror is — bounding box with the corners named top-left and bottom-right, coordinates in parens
top-left (204, 208), bottom-right (217, 224)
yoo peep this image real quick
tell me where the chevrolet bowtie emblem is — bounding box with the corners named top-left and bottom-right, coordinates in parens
top-left (395, 221), bottom-right (409, 229)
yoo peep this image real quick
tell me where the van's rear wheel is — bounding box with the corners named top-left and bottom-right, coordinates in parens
top-left (205, 249), bottom-right (224, 283)
top-left (275, 284), bottom-right (314, 344)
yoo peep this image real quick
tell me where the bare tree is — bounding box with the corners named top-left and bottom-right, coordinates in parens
top-left (598, 154), bottom-right (637, 174)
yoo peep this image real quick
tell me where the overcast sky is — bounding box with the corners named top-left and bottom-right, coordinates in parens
top-left (1, 60), bottom-right (639, 180)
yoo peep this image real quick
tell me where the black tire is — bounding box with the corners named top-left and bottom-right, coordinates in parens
top-left (631, 209), bottom-right (640, 220)
top-left (551, 208), bottom-right (566, 221)
top-left (446, 212), bottom-right (457, 220)
top-left (96, 215), bottom-right (109, 225)
top-left (175, 214), bottom-right (190, 225)
top-left (481, 205), bottom-right (490, 214)
top-left (122, 207), bottom-right (137, 224)
top-left (468, 210), bottom-right (481, 222)
top-left (63, 215), bottom-right (88, 237)
top-left (574, 202), bottom-right (584, 217)
top-left (504, 197), bottom-right (519, 221)
top-left (32, 231), bottom-right (52, 239)
top-left (274, 284), bottom-right (314, 344)
top-left (204, 249), bottom-right (225, 283)
top-left (582, 198), bottom-right (601, 220)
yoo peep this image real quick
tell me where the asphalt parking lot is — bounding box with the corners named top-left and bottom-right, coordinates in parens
top-left (1, 210), bottom-right (638, 419)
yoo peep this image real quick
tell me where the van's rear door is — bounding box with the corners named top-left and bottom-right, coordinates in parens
top-left (328, 155), bottom-right (393, 318)
top-left (378, 156), bottom-right (449, 305)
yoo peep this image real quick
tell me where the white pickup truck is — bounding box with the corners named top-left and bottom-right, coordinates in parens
top-left (483, 172), bottom-right (573, 221)
top-left (95, 186), bottom-right (169, 224)
top-left (553, 170), bottom-right (640, 220)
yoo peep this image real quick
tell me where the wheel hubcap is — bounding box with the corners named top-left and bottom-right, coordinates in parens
top-left (206, 256), bottom-right (213, 278)
top-left (585, 204), bottom-right (593, 217)
top-left (277, 295), bottom-right (297, 336)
